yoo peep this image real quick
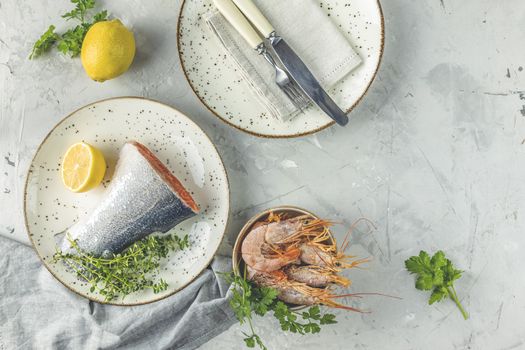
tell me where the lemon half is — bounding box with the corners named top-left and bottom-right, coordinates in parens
top-left (81, 19), bottom-right (135, 82)
top-left (61, 142), bottom-right (106, 193)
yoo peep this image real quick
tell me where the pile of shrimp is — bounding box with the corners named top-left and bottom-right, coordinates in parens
top-left (241, 212), bottom-right (370, 311)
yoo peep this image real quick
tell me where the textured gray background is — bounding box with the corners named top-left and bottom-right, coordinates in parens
top-left (1, 0), bottom-right (525, 349)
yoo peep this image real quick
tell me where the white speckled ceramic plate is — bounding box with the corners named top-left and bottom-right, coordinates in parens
top-left (178, 0), bottom-right (384, 138)
top-left (24, 97), bottom-right (229, 305)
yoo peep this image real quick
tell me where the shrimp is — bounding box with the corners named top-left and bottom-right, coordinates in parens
top-left (248, 267), bottom-right (364, 312)
top-left (247, 266), bottom-right (288, 284)
top-left (299, 242), bottom-right (369, 271)
top-left (277, 287), bottom-right (366, 312)
top-left (241, 224), bottom-right (300, 272)
top-left (241, 214), bottom-right (331, 272)
top-left (263, 215), bottom-right (332, 246)
top-left (298, 219), bottom-right (374, 270)
top-left (284, 265), bottom-right (350, 288)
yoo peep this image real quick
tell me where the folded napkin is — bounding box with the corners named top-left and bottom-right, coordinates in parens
top-left (205, 0), bottom-right (362, 121)
top-left (0, 236), bottom-right (235, 350)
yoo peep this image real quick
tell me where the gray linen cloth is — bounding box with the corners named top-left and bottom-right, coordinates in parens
top-left (205, 0), bottom-right (362, 121)
top-left (0, 236), bottom-right (235, 350)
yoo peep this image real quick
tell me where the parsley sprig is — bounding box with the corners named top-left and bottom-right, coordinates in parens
top-left (30, 0), bottom-right (108, 59)
top-left (54, 233), bottom-right (190, 302)
top-left (405, 250), bottom-right (469, 319)
top-left (30, 25), bottom-right (60, 59)
top-left (224, 272), bottom-right (337, 349)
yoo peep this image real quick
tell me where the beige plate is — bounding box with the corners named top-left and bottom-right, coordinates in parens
top-left (178, 0), bottom-right (384, 138)
top-left (24, 97), bottom-right (230, 305)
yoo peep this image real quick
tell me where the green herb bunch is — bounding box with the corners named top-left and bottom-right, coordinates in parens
top-left (30, 0), bottom-right (108, 59)
top-left (54, 234), bottom-right (190, 302)
top-left (405, 250), bottom-right (469, 319)
top-left (224, 272), bottom-right (337, 350)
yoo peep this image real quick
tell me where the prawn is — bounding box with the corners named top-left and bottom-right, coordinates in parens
top-left (241, 223), bottom-right (301, 272)
top-left (299, 242), bottom-right (369, 271)
top-left (263, 215), bottom-right (332, 246)
top-left (299, 218), bottom-right (374, 270)
top-left (248, 267), bottom-right (365, 312)
top-left (241, 214), bottom-right (332, 272)
top-left (284, 265), bottom-right (350, 288)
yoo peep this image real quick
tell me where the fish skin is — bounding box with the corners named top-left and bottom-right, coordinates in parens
top-left (60, 141), bottom-right (199, 257)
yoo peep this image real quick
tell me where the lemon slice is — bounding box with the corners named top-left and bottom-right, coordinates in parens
top-left (61, 142), bottom-right (106, 193)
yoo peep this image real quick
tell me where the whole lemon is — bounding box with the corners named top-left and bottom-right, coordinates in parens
top-left (81, 19), bottom-right (135, 82)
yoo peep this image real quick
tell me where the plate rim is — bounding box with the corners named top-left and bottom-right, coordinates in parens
top-left (23, 96), bottom-right (231, 306)
top-left (176, 0), bottom-right (385, 138)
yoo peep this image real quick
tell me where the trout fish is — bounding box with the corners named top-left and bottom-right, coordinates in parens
top-left (60, 141), bottom-right (199, 257)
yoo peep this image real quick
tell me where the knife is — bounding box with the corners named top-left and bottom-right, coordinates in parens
top-left (214, 0), bottom-right (310, 111)
top-left (230, 0), bottom-right (349, 126)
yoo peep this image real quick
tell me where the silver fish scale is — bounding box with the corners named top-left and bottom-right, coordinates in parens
top-left (61, 143), bottom-right (196, 257)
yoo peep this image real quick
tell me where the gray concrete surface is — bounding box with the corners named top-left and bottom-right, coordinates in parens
top-left (1, 1), bottom-right (524, 349)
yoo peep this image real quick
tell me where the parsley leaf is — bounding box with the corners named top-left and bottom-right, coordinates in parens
top-left (252, 286), bottom-right (278, 316)
top-left (405, 250), bottom-right (469, 319)
top-left (62, 0), bottom-right (96, 22)
top-left (222, 271), bottom-right (338, 349)
top-left (429, 287), bottom-right (448, 305)
top-left (93, 10), bottom-right (108, 23)
top-left (415, 273), bottom-right (434, 291)
top-left (405, 250), bottom-right (432, 274)
top-left (29, 0), bottom-right (108, 59)
top-left (244, 336), bottom-right (255, 348)
top-left (30, 25), bottom-right (60, 59)
top-left (57, 24), bottom-right (89, 57)
top-left (320, 313), bottom-right (337, 325)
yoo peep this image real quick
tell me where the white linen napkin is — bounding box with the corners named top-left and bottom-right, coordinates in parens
top-left (204, 0), bottom-right (362, 121)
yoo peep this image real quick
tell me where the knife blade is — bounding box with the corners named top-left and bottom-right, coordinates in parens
top-left (269, 35), bottom-right (349, 126)
top-left (230, 0), bottom-right (349, 126)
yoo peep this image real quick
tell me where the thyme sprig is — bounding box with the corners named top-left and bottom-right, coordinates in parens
top-left (54, 234), bottom-right (190, 302)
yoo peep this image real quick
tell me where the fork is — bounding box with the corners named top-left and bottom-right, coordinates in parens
top-left (214, 0), bottom-right (309, 111)
top-left (256, 44), bottom-right (310, 110)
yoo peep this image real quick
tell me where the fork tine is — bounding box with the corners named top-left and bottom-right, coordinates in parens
top-left (288, 85), bottom-right (307, 111)
top-left (263, 47), bottom-right (310, 112)
top-left (285, 82), bottom-right (310, 111)
top-left (282, 85), bottom-right (304, 111)
top-left (291, 83), bottom-right (311, 108)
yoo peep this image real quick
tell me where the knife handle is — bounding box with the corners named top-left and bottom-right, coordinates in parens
top-left (231, 0), bottom-right (275, 38)
top-left (214, 0), bottom-right (264, 49)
